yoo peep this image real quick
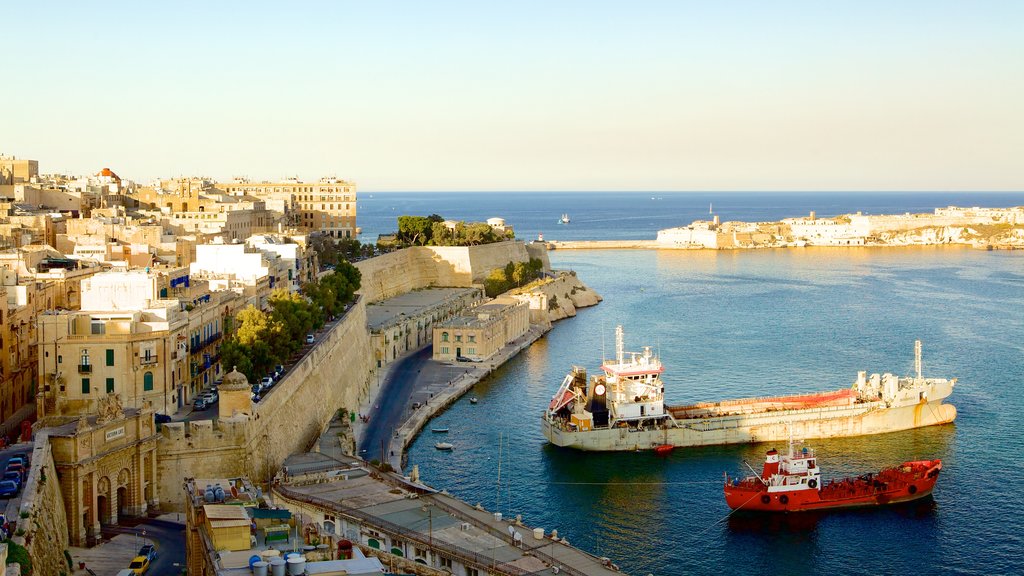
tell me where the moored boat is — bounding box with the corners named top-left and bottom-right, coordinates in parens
top-left (431, 428), bottom-right (450, 433)
top-left (724, 442), bottom-right (942, 512)
top-left (435, 442), bottom-right (454, 450)
top-left (542, 326), bottom-right (957, 451)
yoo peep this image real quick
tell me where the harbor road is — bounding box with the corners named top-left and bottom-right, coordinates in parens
top-left (358, 346), bottom-right (434, 462)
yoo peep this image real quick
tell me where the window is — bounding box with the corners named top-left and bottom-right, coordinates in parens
top-left (455, 335), bottom-right (462, 342)
top-left (440, 557), bottom-right (452, 569)
top-left (144, 371), bottom-right (154, 391)
top-left (106, 378), bottom-right (114, 393)
top-left (441, 332), bottom-right (449, 342)
top-left (468, 348), bottom-right (475, 355)
top-left (469, 335), bottom-right (476, 343)
top-left (81, 378), bottom-right (90, 394)
top-left (323, 521), bottom-right (336, 535)
top-left (57, 355), bottom-right (62, 364)
top-left (441, 347), bottom-right (449, 355)
top-left (80, 350), bottom-right (90, 365)
top-left (106, 349), bottom-right (115, 366)
top-left (467, 568), bottom-right (479, 576)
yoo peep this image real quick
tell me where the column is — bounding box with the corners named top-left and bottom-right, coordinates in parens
top-left (149, 447), bottom-right (160, 508)
top-left (89, 473), bottom-right (101, 540)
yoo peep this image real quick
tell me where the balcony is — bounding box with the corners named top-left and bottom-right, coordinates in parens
top-left (78, 364), bottom-right (93, 374)
top-left (140, 355), bottom-right (158, 365)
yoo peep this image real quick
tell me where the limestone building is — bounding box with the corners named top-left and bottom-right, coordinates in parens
top-left (432, 296), bottom-right (530, 362)
top-left (48, 395), bottom-right (160, 545)
top-left (36, 270), bottom-right (189, 420)
top-left (217, 177), bottom-right (357, 239)
top-left (366, 287), bottom-right (483, 368)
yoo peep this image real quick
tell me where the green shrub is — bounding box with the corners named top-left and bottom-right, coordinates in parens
top-left (4, 539), bottom-right (32, 575)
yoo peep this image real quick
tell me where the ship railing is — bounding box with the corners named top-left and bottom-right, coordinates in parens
top-left (275, 485), bottom-right (537, 575)
top-left (674, 401), bottom-right (882, 431)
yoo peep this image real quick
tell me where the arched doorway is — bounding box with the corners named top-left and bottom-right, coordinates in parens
top-left (117, 486), bottom-right (128, 519)
top-left (97, 495), bottom-right (110, 526)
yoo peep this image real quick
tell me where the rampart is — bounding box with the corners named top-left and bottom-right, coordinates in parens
top-left (356, 241), bottom-right (550, 302)
top-left (17, 433), bottom-right (70, 576)
top-left (156, 300), bottom-right (373, 508)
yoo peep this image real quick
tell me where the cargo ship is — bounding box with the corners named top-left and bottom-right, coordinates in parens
top-left (541, 326), bottom-right (957, 451)
top-left (724, 442), bottom-right (942, 512)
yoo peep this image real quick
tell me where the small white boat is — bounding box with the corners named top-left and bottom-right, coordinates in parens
top-left (431, 428), bottom-right (450, 433)
top-left (469, 398), bottom-right (478, 404)
top-left (559, 213), bottom-right (570, 224)
top-left (435, 442), bottom-right (454, 450)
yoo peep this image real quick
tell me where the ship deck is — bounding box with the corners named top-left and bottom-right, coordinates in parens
top-left (668, 388), bottom-right (858, 419)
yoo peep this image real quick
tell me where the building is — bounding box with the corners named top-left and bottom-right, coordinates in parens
top-left (184, 474), bottom-right (386, 576)
top-left (432, 296), bottom-right (530, 362)
top-left (35, 270), bottom-right (189, 420)
top-left (0, 155), bottom-right (38, 184)
top-left (272, 452), bottom-right (623, 576)
top-left (48, 396), bottom-right (160, 545)
top-left (366, 288), bottom-right (483, 368)
top-left (189, 242), bottom-right (273, 309)
top-left (217, 177), bottom-right (357, 239)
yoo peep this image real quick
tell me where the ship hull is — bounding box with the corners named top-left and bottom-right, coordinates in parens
top-left (542, 396), bottom-right (956, 451)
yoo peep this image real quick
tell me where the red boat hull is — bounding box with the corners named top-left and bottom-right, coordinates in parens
top-left (725, 459), bottom-right (942, 512)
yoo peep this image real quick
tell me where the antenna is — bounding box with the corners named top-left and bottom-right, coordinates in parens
top-left (915, 340), bottom-right (922, 380)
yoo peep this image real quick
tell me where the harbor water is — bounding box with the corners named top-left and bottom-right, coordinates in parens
top-left (361, 192), bottom-right (1024, 576)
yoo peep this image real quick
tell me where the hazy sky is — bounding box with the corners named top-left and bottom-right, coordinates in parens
top-left (4, 1), bottom-right (1022, 191)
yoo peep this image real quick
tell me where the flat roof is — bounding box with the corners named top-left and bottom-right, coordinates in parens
top-left (366, 287), bottom-right (479, 330)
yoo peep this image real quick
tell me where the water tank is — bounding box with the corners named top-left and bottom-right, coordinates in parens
top-left (269, 557), bottom-right (286, 576)
top-left (214, 484), bottom-right (226, 502)
top-left (204, 485), bottom-right (216, 502)
top-left (252, 561), bottom-right (268, 576)
top-left (534, 527), bottom-right (544, 540)
top-left (286, 556), bottom-right (306, 575)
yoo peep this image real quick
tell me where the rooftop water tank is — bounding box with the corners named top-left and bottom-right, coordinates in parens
top-left (286, 556), bottom-right (306, 575)
top-left (269, 557), bottom-right (286, 576)
top-left (252, 561), bottom-right (268, 576)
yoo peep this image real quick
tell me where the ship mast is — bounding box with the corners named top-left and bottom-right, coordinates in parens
top-left (915, 339), bottom-right (922, 381)
top-left (615, 325), bottom-right (624, 365)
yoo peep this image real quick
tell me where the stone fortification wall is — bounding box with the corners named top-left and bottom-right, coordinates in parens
top-left (356, 241), bottom-right (550, 303)
top-left (17, 434), bottom-right (70, 576)
top-left (156, 301), bottom-right (373, 509)
top-left (514, 272), bottom-right (602, 323)
top-left (243, 299), bottom-right (372, 482)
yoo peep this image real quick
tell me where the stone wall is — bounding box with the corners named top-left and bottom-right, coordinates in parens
top-left (355, 241), bottom-right (551, 303)
top-left (17, 434), bottom-right (70, 576)
top-left (156, 300), bottom-right (373, 509)
top-left (512, 272), bottom-right (602, 323)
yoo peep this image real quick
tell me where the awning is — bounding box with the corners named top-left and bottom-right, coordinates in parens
top-left (548, 389), bottom-right (576, 412)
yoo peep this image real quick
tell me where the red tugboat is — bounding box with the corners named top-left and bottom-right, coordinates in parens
top-left (724, 441), bottom-right (942, 512)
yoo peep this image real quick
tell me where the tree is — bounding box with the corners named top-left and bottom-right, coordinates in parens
top-left (397, 215), bottom-right (434, 246)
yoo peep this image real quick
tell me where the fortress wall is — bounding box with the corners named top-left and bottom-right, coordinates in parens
top-left (356, 241), bottom-right (547, 303)
top-left (243, 299), bottom-right (373, 482)
top-left (18, 434), bottom-right (70, 576)
top-left (155, 419), bottom-right (248, 509)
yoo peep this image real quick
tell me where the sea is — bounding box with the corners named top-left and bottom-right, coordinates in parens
top-left (360, 192), bottom-right (1024, 576)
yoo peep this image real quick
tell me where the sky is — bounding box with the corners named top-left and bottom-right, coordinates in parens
top-left (3, 1), bottom-right (1023, 192)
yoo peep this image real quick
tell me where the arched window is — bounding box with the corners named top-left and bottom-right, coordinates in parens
top-left (323, 521), bottom-right (335, 535)
top-left (441, 332), bottom-right (449, 342)
top-left (143, 371), bottom-right (154, 391)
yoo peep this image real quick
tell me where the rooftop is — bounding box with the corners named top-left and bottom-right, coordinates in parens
top-left (365, 287), bottom-right (480, 331)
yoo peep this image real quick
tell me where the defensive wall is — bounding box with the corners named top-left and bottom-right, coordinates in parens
top-left (156, 299), bottom-right (373, 508)
top-left (17, 433), bottom-right (70, 576)
top-left (355, 241), bottom-right (550, 303)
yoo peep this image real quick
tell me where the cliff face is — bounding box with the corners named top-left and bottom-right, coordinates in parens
top-left (873, 225), bottom-right (1024, 248)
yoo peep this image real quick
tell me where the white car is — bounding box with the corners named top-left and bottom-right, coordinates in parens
top-left (305, 334), bottom-right (316, 344)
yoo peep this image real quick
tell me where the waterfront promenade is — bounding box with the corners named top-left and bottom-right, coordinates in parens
top-left (355, 324), bottom-right (550, 473)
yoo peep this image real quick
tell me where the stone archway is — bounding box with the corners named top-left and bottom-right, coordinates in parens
top-left (97, 476), bottom-right (113, 525)
top-left (117, 486), bottom-right (128, 518)
top-left (117, 467), bottom-right (134, 518)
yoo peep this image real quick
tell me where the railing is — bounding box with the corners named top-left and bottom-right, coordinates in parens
top-left (77, 364), bottom-right (92, 374)
top-left (140, 355), bottom-right (158, 365)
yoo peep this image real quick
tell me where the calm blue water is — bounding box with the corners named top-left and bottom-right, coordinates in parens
top-left (380, 192), bottom-right (1024, 576)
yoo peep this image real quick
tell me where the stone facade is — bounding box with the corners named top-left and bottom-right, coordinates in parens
top-left (47, 397), bottom-right (159, 546)
top-left (433, 296), bottom-right (530, 362)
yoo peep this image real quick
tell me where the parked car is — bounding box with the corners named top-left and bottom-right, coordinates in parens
top-left (138, 543), bottom-right (157, 562)
top-left (7, 455), bottom-right (27, 467)
top-left (0, 480), bottom-right (18, 498)
top-left (3, 471), bottom-right (22, 489)
top-left (193, 397), bottom-right (209, 411)
top-left (274, 365), bottom-right (285, 377)
top-left (5, 463), bottom-right (25, 480)
top-left (213, 378), bottom-right (223, 387)
top-left (127, 555), bottom-right (150, 574)
top-left (305, 333), bottom-right (316, 344)
top-left (260, 376), bottom-right (273, 389)
top-left (202, 390), bottom-right (219, 403)
top-left (154, 413), bottom-right (172, 425)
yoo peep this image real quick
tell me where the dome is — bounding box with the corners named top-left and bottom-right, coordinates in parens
top-left (221, 366), bottom-right (250, 390)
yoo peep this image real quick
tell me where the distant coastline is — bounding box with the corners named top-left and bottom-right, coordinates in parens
top-left (543, 205), bottom-right (1024, 251)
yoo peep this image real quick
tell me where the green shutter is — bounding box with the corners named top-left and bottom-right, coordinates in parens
top-left (144, 371), bottom-right (154, 391)
top-left (81, 378), bottom-right (90, 394)
top-left (106, 349), bottom-right (115, 366)
top-left (106, 378), bottom-right (114, 393)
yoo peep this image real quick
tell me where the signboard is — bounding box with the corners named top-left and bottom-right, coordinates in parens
top-left (105, 427), bottom-right (126, 442)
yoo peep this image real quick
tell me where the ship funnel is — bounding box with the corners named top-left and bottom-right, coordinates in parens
top-left (763, 449), bottom-right (780, 479)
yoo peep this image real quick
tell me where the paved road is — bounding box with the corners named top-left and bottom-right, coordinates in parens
top-left (358, 346), bottom-right (434, 462)
top-left (0, 443), bottom-right (32, 525)
top-left (107, 518), bottom-right (186, 575)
